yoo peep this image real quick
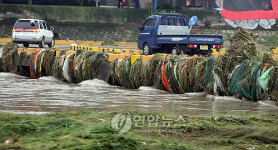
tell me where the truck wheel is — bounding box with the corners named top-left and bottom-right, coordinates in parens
top-left (39, 38), bottom-right (44, 48)
top-left (143, 43), bottom-right (152, 55)
top-left (23, 43), bottom-right (29, 48)
top-left (172, 46), bottom-right (180, 55)
top-left (48, 39), bottom-right (55, 48)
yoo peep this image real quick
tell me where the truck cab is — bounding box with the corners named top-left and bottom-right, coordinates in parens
top-left (138, 13), bottom-right (222, 55)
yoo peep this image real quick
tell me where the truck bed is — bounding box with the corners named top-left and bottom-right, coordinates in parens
top-left (156, 34), bottom-right (222, 45)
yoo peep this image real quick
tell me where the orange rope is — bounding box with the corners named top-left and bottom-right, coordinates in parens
top-left (30, 49), bottom-right (40, 79)
top-left (161, 60), bottom-right (170, 93)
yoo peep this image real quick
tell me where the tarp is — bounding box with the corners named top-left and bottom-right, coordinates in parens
top-left (217, 0), bottom-right (278, 20)
top-left (258, 67), bottom-right (274, 91)
top-left (216, 0), bottom-right (278, 29)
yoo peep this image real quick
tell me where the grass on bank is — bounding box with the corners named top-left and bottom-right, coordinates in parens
top-left (0, 111), bottom-right (278, 150)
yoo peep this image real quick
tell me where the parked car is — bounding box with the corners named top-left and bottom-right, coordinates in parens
top-left (12, 19), bottom-right (55, 48)
top-left (138, 13), bottom-right (222, 55)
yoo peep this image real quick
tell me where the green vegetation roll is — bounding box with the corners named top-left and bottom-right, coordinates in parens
top-left (109, 58), bottom-right (121, 86)
top-left (129, 57), bottom-right (142, 89)
top-left (165, 55), bottom-right (181, 93)
top-left (52, 55), bottom-right (65, 80)
top-left (141, 54), bottom-right (164, 86)
top-left (1, 43), bottom-right (18, 72)
top-left (118, 56), bottom-right (132, 88)
top-left (41, 50), bottom-right (56, 76)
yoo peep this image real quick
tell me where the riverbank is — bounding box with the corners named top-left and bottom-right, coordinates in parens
top-left (1, 4), bottom-right (278, 46)
top-left (0, 111), bottom-right (277, 149)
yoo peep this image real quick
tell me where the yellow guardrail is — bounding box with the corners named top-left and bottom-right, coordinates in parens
top-left (55, 40), bottom-right (104, 46)
top-left (71, 45), bottom-right (142, 55)
top-left (76, 41), bottom-right (104, 46)
top-left (55, 40), bottom-right (76, 45)
top-left (0, 38), bottom-right (12, 43)
top-left (0, 38), bottom-right (104, 46)
top-left (114, 42), bottom-right (137, 47)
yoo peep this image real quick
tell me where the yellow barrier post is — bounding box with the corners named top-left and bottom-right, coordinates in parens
top-left (92, 47), bottom-right (98, 52)
top-left (107, 54), bottom-right (120, 62)
top-left (108, 48), bottom-right (114, 53)
top-left (273, 55), bottom-right (278, 61)
top-left (212, 53), bottom-right (220, 57)
top-left (17, 48), bottom-right (23, 54)
top-left (27, 49), bottom-right (36, 55)
top-left (103, 48), bottom-right (109, 53)
top-left (212, 48), bottom-right (217, 53)
top-left (142, 55), bottom-right (153, 63)
top-left (56, 50), bottom-right (61, 57)
top-left (131, 55), bottom-right (141, 64)
top-left (220, 48), bottom-right (226, 53)
top-left (119, 54), bottom-right (127, 60)
top-left (113, 49), bottom-right (121, 54)
top-left (272, 48), bottom-right (278, 54)
top-left (66, 51), bottom-right (76, 57)
top-left (131, 50), bottom-right (140, 55)
top-left (17, 48), bottom-right (29, 54)
top-left (99, 48), bottom-right (104, 53)
top-left (122, 49), bottom-right (130, 54)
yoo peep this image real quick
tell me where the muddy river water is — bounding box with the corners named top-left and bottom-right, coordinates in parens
top-left (0, 72), bottom-right (278, 115)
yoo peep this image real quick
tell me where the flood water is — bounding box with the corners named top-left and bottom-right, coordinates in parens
top-left (0, 72), bottom-right (278, 115)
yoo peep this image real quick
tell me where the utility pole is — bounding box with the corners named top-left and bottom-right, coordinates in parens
top-left (96, 0), bottom-right (99, 7)
top-left (80, 0), bottom-right (84, 6)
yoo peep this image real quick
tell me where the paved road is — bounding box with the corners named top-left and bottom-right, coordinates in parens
top-left (25, 44), bottom-right (138, 50)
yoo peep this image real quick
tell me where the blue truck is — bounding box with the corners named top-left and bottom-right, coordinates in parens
top-left (137, 13), bottom-right (222, 55)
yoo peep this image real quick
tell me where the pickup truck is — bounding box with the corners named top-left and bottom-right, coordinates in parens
top-left (137, 13), bottom-right (222, 55)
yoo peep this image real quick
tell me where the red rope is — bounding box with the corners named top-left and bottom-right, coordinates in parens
top-left (161, 60), bottom-right (170, 93)
top-left (30, 49), bottom-right (40, 79)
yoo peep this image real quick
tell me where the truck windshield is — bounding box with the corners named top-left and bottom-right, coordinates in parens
top-left (14, 20), bottom-right (39, 29)
top-left (143, 19), bottom-right (156, 28)
top-left (160, 16), bottom-right (186, 26)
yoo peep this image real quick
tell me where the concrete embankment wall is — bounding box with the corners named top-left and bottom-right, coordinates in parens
top-left (0, 4), bottom-right (220, 24)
